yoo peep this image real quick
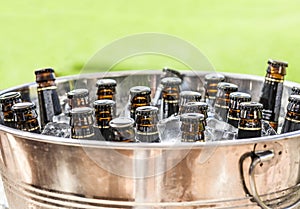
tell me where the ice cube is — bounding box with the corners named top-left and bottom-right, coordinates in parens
top-left (157, 115), bottom-right (181, 142)
top-left (53, 113), bottom-right (70, 124)
top-left (42, 122), bottom-right (71, 138)
top-left (206, 118), bottom-right (237, 140)
top-left (262, 120), bottom-right (277, 136)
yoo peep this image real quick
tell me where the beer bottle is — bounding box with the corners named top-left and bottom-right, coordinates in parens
top-left (67, 88), bottom-right (89, 109)
top-left (291, 86), bottom-right (300, 95)
top-left (214, 82), bottom-right (238, 121)
top-left (0, 92), bottom-right (22, 127)
top-left (109, 117), bottom-right (135, 142)
top-left (12, 102), bottom-right (41, 133)
top-left (204, 73), bottom-right (225, 106)
top-left (135, 106), bottom-right (160, 143)
top-left (161, 77), bottom-right (182, 119)
top-left (259, 59), bottom-right (288, 131)
top-left (180, 113), bottom-right (205, 142)
top-left (96, 79), bottom-right (117, 101)
top-left (35, 68), bottom-right (62, 128)
top-left (93, 99), bottom-right (115, 141)
top-left (227, 92), bottom-right (252, 128)
top-left (69, 107), bottom-right (96, 140)
top-left (180, 102), bottom-right (208, 126)
top-left (281, 95), bottom-right (300, 133)
top-left (129, 86), bottom-right (151, 120)
top-left (237, 102), bottom-right (263, 139)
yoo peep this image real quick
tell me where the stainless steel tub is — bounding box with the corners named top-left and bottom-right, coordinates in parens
top-left (0, 70), bottom-right (299, 209)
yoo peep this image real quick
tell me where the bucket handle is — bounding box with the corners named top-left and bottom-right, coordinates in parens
top-left (249, 150), bottom-right (300, 209)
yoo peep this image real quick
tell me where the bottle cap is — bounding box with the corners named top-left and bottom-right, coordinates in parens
top-left (96, 79), bottom-right (117, 87)
top-left (267, 59), bottom-right (288, 75)
top-left (0, 92), bottom-right (21, 102)
top-left (161, 77), bottom-right (182, 86)
top-left (67, 89), bottom-right (89, 99)
top-left (12, 102), bottom-right (36, 112)
top-left (130, 86), bottom-right (151, 96)
top-left (291, 86), bottom-right (300, 95)
top-left (93, 99), bottom-right (115, 108)
top-left (109, 117), bottom-right (135, 128)
top-left (204, 73), bottom-right (225, 81)
top-left (135, 106), bottom-right (158, 116)
top-left (70, 107), bottom-right (93, 116)
top-left (180, 91), bottom-right (202, 100)
top-left (229, 92), bottom-right (252, 101)
top-left (180, 113), bottom-right (205, 122)
top-left (288, 94), bottom-right (300, 104)
top-left (35, 68), bottom-right (56, 82)
top-left (162, 67), bottom-right (184, 80)
top-left (217, 82), bottom-right (238, 92)
top-left (239, 102), bottom-right (263, 110)
top-left (185, 101), bottom-right (208, 110)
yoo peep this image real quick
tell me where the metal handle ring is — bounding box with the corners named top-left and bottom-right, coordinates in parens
top-left (249, 150), bottom-right (300, 209)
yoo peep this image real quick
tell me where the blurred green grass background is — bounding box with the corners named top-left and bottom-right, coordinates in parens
top-left (0, 0), bottom-right (299, 89)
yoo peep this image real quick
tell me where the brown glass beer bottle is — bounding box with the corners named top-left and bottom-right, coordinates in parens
top-left (0, 92), bottom-right (22, 127)
top-left (129, 86), bottom-right (151, 120)
top-left (204, 73), bottom-right (225, 106)
top-left (180, 113), bottom-right (205, 142)
top-left (96, 79), bottom-right (117, 101)
top-left (281, 95), bottom-right (300, 133)
top-left (109, 117), bottom-right (135, 142)
top-left (259, 59), bottom-right (288, 131)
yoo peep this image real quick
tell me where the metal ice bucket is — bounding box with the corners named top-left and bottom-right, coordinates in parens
top-left (0, 70), bottom-right (299, 209)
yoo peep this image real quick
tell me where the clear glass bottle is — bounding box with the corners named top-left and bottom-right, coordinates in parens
top-left (109, 117), bottom-right (135, 142)
top-left (135, 106), bottom-right (160, 143)
top-left (259, 59), bottom-right (288, 131)
top-left (214, 82), bottom-right (238, 121)
top-left (93, 99), bottom-right (116, 141)
top-left (12, 102), bottom-right (41, 133)
top-left (69, 107), bottom-right (96, 140)
top-left (161, 77), bottom-right (182, 119)
top-left (237, 102), bottom-right (263, 139)
top-left (281, 95), bottom-right (300, 133)
top-left (0, 92), bottom-right (22, 127)
top-left (204, 73), bottom-right (225, 107)
top-left (180, 113), bottom-right (205, 142)
top-left (227, 92), bottom-right (251, 128)
top-left (96, 79), bottom-right (117, 101)
top-left (35, 68), bottom-right (62, 128)
top-left (129, 86), bottom-right (151, 120)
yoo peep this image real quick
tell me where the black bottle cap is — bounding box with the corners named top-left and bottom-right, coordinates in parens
top-left (96, 79), bottom-right (117, 87)
top-left (135, 106), bottom-right (158, 116)
top-left (93, 99), bottom-right (115, 108)
top-left (161, 77), bottom-right (182, 86)
top-left (180, 113), bottom-right (205, 122)
top-left (12, 102), bottom-right (36, 112)
top-left (288, 95), bottom-right (300, 104)
top-left (204, 73), bottom-right (225, 82)
top-left (0, 92), bottom-right (21, 102)
top-left (267, 59), bottom-right (288, 68)
top-left (180, 91), bottom-right (202, 100)
top-left (162, 67), bottom-right (184, 80)
top-left (239, 102), bottom-right (263, 110)
top-left (291, 86), bottom-right (300, 95)
top-left (217, 82), bottom-right (238, 92)
top-left (229, 92), bottom-right (252, 101)
top-left (109, 117), bottom-right (135, 128)
top-left (267, 59), bottom-right (288, 75)
top-left (35, 67), bottom-right (56, 82)
top-left (130, 86), bottom-right (151, 96)
top-left (67, 89), bottom-right (89, 99)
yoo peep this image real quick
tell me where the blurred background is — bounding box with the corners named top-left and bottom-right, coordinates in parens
top-left (0, 0), bottom-right (299, 89)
